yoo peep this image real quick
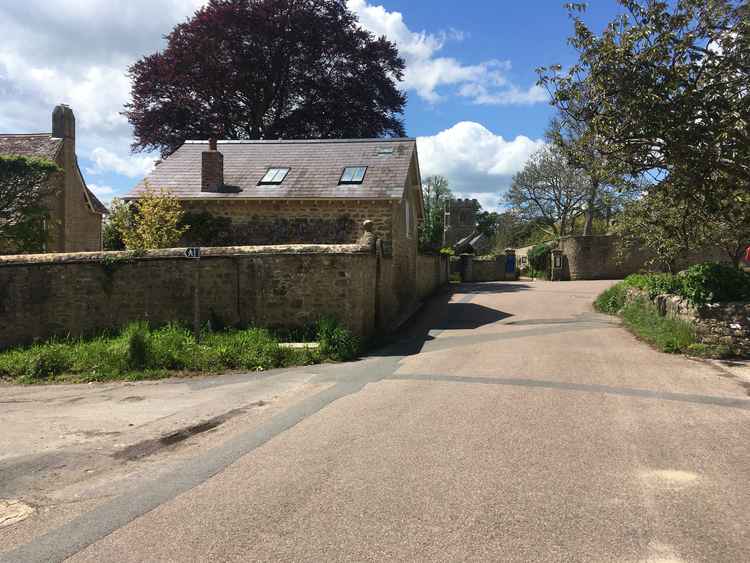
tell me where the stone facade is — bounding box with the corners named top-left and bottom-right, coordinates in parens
top-left (0, 105), bottom-right (105, 253)
top-left (0, 243), bottom-right (449, 350)
top-left (446, 198), bottom-right (478, 247)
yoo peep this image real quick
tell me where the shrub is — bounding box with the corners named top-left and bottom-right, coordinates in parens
top-left (594, 282), bottom-right (628, 314)
top-left (685, 343), bottom-right (733, 359)
top-left (679, 262), bottom-right (750, 305)
top-left (527, 244), bottom-right (551, 278)
top-left (124, 322), bottom-right (151, 370)
top-left (623, 272), bottom-right (682, 299)
top-left (317, 317), bottom-right (360, 361)
top-left (149, 324), bottom-right (199, 370)
top-left (26, 345), bottom-right (72, 380)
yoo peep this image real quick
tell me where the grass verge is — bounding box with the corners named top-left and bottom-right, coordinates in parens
top-left (0, 318), bottom-right (360, 385)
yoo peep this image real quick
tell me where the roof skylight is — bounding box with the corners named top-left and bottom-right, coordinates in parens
top-left (339, 166), bottom-right (367, 184)
top-left (259, 168), bottom-right (290, 185)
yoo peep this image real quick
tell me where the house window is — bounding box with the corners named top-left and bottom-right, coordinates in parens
top-left (339, 166), bottom-right (367, 184)
top-left (259, 168), bottom-right (290, 185)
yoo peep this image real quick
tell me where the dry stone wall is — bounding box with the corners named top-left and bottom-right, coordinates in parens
top-left (0, 245), bottom-right (449, 350)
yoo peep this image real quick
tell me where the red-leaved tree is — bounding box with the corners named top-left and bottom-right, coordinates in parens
top-left (124, 0), bottom-right (407, 157)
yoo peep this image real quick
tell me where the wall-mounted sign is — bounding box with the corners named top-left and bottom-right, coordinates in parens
top-left (185, 247), bottom-right (201, 259)
top-left (553, 254), bottom-right (563, 269)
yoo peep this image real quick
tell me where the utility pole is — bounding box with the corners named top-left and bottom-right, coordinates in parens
top-left (442, 202), bottom-right (450, 248)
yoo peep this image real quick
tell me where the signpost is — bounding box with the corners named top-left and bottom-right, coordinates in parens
top-left (186, 248), bottom-right (201, 340)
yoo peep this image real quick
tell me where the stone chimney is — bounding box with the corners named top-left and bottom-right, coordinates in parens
top-left (201, 138), bottom-right (224, 192)
top-left (52, 104), bottom-right (75, 146)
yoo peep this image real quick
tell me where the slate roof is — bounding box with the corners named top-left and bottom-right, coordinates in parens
top-left (127, 138), bottom-right (418, 200)
top-left (0, 134), bottom-right (63, 159)
top-left (0, 133), bottom-right (107, 215)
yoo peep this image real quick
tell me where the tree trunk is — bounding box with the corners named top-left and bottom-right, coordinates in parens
top-left (583, 178), bottom-right (599, 236)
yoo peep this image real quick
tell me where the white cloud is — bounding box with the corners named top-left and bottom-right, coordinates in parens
top-left (348, 0), bottom-right (544, 105)
top-left (87, 148), bottom-right (156, 179)
top-left (417, 122), bottom-right (546, 210)
top-left (87, 183), bottom-right (116, 206)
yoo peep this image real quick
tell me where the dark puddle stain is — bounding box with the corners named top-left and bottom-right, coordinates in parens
top-left (113, 401), bottom-right (267, 462)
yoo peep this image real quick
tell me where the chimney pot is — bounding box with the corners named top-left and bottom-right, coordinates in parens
top-left (209, 137), bottom-right (218, 151)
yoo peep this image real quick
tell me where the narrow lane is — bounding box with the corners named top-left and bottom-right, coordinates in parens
top-left (4, 281), bottom-right (750, 562)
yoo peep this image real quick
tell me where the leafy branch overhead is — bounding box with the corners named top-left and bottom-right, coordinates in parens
top-left (124, 0), bottom-right (407, 157)
top-left (539, 0), bottom-right (750, 266)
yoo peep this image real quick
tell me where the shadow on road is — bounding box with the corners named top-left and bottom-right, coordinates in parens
top-left (457, 282), bottom-right (533, 294)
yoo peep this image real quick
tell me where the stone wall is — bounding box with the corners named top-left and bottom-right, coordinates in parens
top-left (558, 236), bottom-right (650, 280)
top-left (450, 255), bottom-right (517, 283)
top-left (180, 199), bottom-right (395, 246)
top-left (416, 254), bottom-right (448, 300)
top-left (0, 245), bottom-right (378, 349)
top-left (626, 288), bottom-right (750, 356)
top-left (0, 243), bottom-right (449, 350)
top-left (558, 235), bottom-right (732, 280)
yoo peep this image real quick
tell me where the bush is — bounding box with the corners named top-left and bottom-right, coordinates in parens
top-left (26, 345), bottom-right (72, 380)
top-left (125, 322), bottom-right (151, 370)
top-left (527, 244), bottom-right (551, 278)
top-left (624, 272), bottom-right (681, 299)
top-left (594, 282), bottom-right (628, 314)
top-left (679, 262), bottom-right (750, 305)
top-left (317, 317), bottom-right (360, 361)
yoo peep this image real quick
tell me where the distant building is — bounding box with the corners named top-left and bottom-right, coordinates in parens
top-left (445, 198), bottom-right (479, 248)
top-left (0, 105), bottom-right (106, 252)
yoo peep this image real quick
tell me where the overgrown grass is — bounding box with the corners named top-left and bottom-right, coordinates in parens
top-left (593, 282), bottom-right (629, 314)
top-left (0, 318), bottom-right (360, 385)
top-left (619, 297), bottom-right (696, 353)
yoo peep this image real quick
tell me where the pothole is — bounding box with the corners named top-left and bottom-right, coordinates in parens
top-left (0, 499), bottom-right (35, 528)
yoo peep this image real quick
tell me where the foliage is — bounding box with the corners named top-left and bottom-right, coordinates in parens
top-left (0, 155), bottom-right (60, 252)
top-left (621, 263), bottom-right (750, 306)
top-left (180, 211), bottom-right (233, 246)
top-left (0, 317), bottom-right (362, 383)
top-left (125, 0), bottom-right (406, 157)
top-left (506, 145), bottom-right (589, 237)
top-left (540, 0), bottom-right (750, 266)
top-left (594, 282), bottom-right (629, 314)
top-left (685, 343), bottom-right (733, 359)
top-left (620, 297), bottom-right (696, 354)
top-left (528, 244), bottom-right (551, 273)
top-left (419, 176), bottom-right (453, 250)
top-left (108, 189), bottom-right (187, 251)
top-left (439, 247), bottom-right (455, 256)
top-left (679, 262), bottom-right (750, 305)
top-left (475, 211), bottom-right (500, 238)
top-left (316, 317), bottom-right (360, 361)
top-left (623, 273), bottom-right (682, 301)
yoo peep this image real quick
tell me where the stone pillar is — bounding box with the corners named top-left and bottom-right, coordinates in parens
top-left (551, 248), bottom-right (564, 281)
top-left (460, 253), bottom-right (473, 282)
top-left (201, 138), bottom-right (224, 192)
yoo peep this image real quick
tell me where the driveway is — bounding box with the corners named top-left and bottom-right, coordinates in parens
top-left (2, 280), bottom-right (750, 562)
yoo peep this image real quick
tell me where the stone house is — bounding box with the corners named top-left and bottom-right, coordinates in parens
top-left (0, 105), bottom-right (106, 253)
top-left (127, 137), bottom-right (425, 311)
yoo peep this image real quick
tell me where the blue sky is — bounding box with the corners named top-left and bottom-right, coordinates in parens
top-left (0, 0), bottom-right (626, 211)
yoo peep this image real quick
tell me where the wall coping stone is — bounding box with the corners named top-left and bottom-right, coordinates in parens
top-left (0, 243), bottom-right (373, 266)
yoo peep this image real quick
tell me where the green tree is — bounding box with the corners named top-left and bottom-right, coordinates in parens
top-left (0, 155), bottom-right (60, 253)
top-left (420, 175), bottom-right (453, 249)
top-left (108, 188), bottom-right (188, 251)
top-left (506, 145), bottom-right (589, 238)
top-left (539, 0), bottom-right (750, 263)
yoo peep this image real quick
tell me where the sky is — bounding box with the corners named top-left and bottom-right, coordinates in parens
top-left (0, 0), bottom-right (626, 211)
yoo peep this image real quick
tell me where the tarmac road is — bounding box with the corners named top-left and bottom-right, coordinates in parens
top-left (2, 280), bottom-right (750, 562)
